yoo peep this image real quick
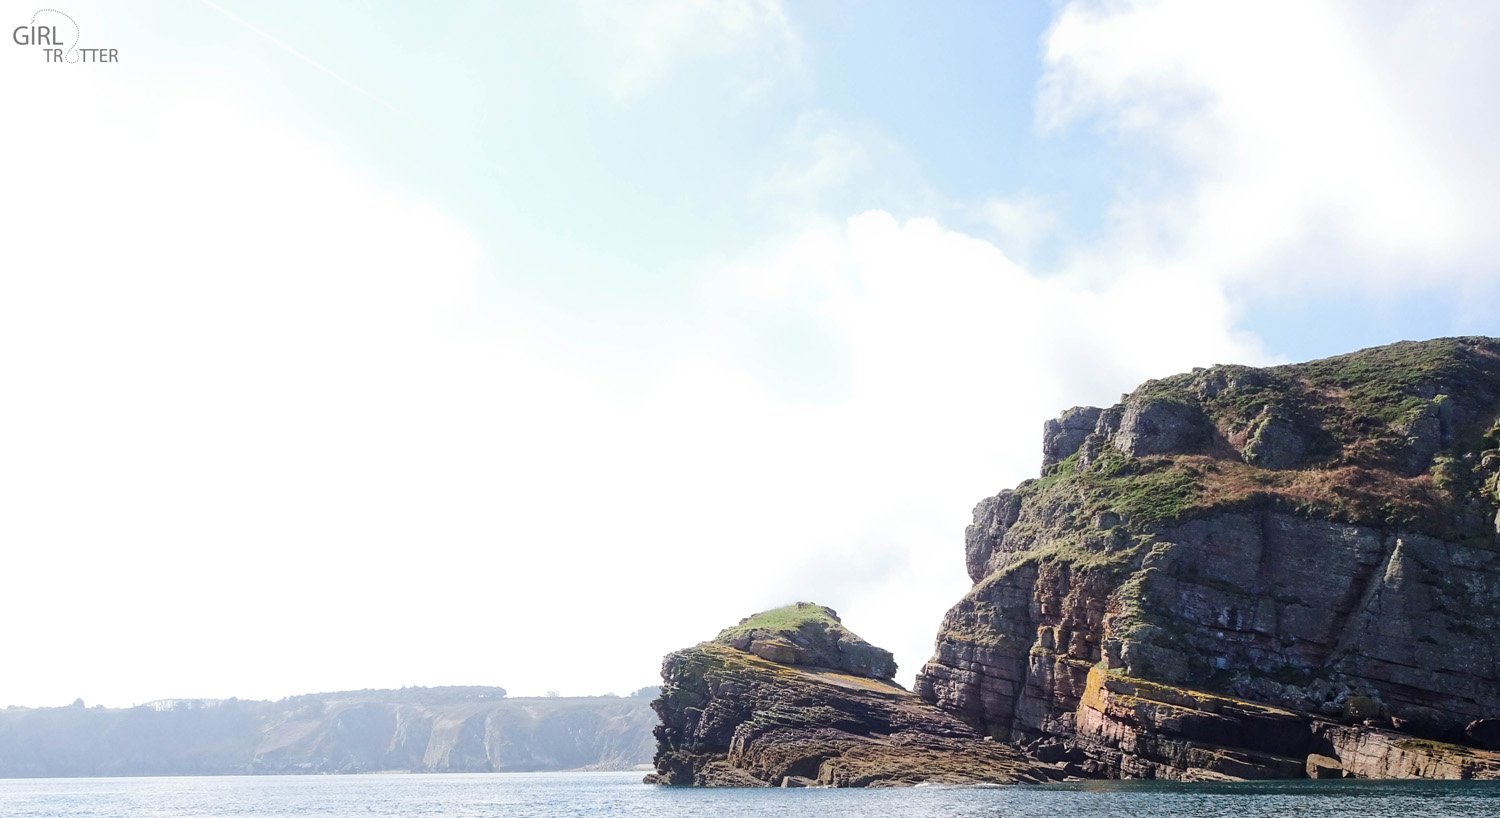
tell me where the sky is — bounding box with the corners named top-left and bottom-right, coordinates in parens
top-left (2, 0), bottom-right (1498, 707)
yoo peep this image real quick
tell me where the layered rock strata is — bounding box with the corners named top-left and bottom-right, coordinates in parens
top-left (918, 337), bottom-right (1500, 780)
top-left (648, 604), bottom-right (1054, 786)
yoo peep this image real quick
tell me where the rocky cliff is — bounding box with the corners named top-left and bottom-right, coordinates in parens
top-left (648, 603), bottom-right (1055, 786)
top-left (917, 337), bottom-right (1500, 780)
top-left (0, 687), bottom-right (656, 776)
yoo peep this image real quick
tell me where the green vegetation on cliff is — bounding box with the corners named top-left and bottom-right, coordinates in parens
top-left (715, 602), bottom-right (845, 642)
top-left (714, 602), bottom-right (898, 680)
top-left (1025, 337), bottom-right (1500, 540)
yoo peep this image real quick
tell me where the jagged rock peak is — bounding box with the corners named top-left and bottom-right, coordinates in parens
top-left (714, 602), bottom-right (897, 681)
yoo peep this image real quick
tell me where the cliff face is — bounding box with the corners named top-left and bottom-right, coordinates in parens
top-left (0, 688), bottom-right (656, 776)
top-left (917, 337), bottom-right (1500, 780)
top-left (648, 604), bottom-right (1054, 787)
top-left (251, 692), bottom-right (655, 774)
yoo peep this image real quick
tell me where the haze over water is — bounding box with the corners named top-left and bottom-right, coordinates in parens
top-left (3, 772), bottom-right (1498, 818)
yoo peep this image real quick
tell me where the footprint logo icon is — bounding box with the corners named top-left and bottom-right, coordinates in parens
top-left (31, 8), bottom-right (79, 62)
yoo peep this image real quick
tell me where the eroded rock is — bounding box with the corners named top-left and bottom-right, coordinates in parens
top-left (1306, 754), bottom-right (1343, 779)
top-left (650, 608), bottom-right (1055, 787)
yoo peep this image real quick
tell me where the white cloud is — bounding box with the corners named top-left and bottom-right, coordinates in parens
top-left (1040, 0), bottom-right (1500, 293)
top-left (977, 194), bottom-right (1063, 267)
top-left (575, 0), bottom-right (802, 100)
top-left (756, 113), bottom-right (872, 210)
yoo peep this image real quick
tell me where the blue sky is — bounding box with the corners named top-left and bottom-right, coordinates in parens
top-left (2, 1), bottom-right (1498, 706)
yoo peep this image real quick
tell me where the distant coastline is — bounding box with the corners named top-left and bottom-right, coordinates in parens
top-left (0, 686), bottom-right (658, 778)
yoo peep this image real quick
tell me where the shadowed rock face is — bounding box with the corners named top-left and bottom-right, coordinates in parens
top-left (918, 337), bottom-right (1500, 780)
top-left (648, 608), bottom-right (1055, 787)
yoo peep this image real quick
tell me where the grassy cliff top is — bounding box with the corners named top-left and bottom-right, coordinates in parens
top-left (1135, 337), bottom-right (1500, 464)
top-left (1022, 337), bottom-right (1500, 544)
top-left (713, 603), bottom-right (897, 680)
top-left (715, 603), bottom-right (846, 641)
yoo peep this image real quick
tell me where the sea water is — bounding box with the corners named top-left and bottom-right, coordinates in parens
top-left (1, 770), bottom-right (1498, 817)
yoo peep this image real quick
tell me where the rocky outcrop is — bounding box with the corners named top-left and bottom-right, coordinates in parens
top-left (919, 337), bottom-right (1500, 780)
top-left (648, 606), bottom-right (1055, 787)
top-left (1311, 723), bottom-right (1500, 779)
top-left (0, 688), bottom-right (657, 777)
top-left (1043, 407), bottom-right (1104, 471)
top-left (1112, 398), bottom-right (1213, 458)
top-left (714, 603), bottom-right (897, 680)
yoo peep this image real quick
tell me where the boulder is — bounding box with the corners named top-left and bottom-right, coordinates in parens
top-left (1240, 406), bottom-right (1310, 469)
top-left (1112, 398), bottom-right (1212, 457)
top-left (1306, 754), bottom-right (1343, 779)
top-left (1043, 407), bottom-right (1104, 471)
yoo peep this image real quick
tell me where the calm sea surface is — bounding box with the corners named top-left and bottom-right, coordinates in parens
top-left (1, 771), bottom-right (1498, 818)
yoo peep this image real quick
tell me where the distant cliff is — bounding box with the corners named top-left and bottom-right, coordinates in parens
top-left (0, 687), bottom-right (656, 777)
